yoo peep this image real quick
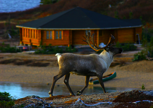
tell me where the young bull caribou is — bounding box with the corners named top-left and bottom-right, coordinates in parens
top-left (49, 34), bottom-right (122, 96)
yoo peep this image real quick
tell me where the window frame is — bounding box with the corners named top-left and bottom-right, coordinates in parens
top-left (46, 31), bottom-right (53, 39)
top-left (50, 31), bottom-right (52, 39)
top-left (46, 31), bottom-right (49, 39)
top-left (55, 31), bottom-right (62, 39)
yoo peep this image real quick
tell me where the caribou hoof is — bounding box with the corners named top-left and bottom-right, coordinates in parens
top-left (70, 93), bottom-right (75, 96)
top-left (77, 90), bottom-right (82, 95)
top-left (48, 91), bottom-right (53, 97)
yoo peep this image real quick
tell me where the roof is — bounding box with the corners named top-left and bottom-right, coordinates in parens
top-left (16, 7), bottom-right (142, 30)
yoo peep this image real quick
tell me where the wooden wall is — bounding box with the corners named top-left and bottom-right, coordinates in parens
top-left (69, 30), bottom-right (72, 46)
top-left (117, 28), bottom-right (134, 43)
top-left (20, 27), bottom-right (142, 47)
top-left (98, 27), bottom-right (142, 44)
top-left (117, 27), bottom-right (142, 43)
top-left (134, 27), bottom-right (142, 43)
top-left (21, 28), bottom-right (41, 46)
top-left (42, 30), bottom-right (70, 46)
top-left (99, 30), bottom-right (115, 44)
top-left (72, 30), bottom-right (97, 45)
top-left (72, 30), bottom-right (86, 45)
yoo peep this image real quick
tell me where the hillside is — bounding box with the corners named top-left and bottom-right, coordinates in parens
top-left (0, 0), bottom-right (153, 22)
top-left (0, 0), bottom-right (153, 32)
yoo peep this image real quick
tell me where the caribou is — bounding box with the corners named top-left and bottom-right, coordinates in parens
top-left (49, 33), bottom-right (122, 96)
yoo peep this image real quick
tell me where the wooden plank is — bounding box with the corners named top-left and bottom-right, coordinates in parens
top-left (72, 30), bottom-right (86, 45)
top-left (135, 27), bottom-right (142, 40)
top-left (72, 30), bottom-right (98, 45)
top-left (69, 30), bottom-right (72, 46)
top-left (117, 28), bottom-right (134, 43)
top-left (99, 30), bottom-right (114, 44)
top-left (97, 30), bottom-right (99, 46)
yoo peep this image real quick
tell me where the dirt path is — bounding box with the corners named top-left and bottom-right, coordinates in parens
top-left (1, 59), bottom-right (153, 90)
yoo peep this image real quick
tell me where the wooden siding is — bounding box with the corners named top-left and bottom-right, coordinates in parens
top-left (42, 30), bottom-right (70, 46)
top-left (20, 27), bottom-right (142, 47)
top-left (21, 28), bottom-right (41, 46)
top-left (19, 28), bottom-right (22, 44)
top-left (72, 30), bottom-right (97, 45)
top-left (69, 30), bottom-right (72, 46)
top-left (97, 30), bottom-right (99, 46)
top-left (117, 28), bottom-right (134, 43)
top-left (99, 30), bottom-right (115, 44)
top-left (135, 27), bottom-right (142, 41)
top-left (72, 30), bottom-right (86, 45)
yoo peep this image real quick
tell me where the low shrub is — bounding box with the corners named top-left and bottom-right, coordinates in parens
top-left (141, 84), bottom-right (145, 90)
top-left (147, 36), bottom-right (153, 57)
top-left (133, 35), bottom-right (153, 61)
top-left (141, 28), bottom-right (153, 45)
top-left (40, 0), bottom-right (59, 5)
top-left (96, 42), bottom-right (137, 54)
top-left (65, 46), bottom-right (77, 53)
top-left (0, 44), bottom-right (21, 53)
top-left (147, 46), bottom-right (153, 57)
top-left (35, 45), bottom-right (77, 54)
top-left (132, 51), bottom-right (147, 61)
top-left (0, 92), bottom-right (14, 108)
top-left (115, 42), bottom-right (137, 52)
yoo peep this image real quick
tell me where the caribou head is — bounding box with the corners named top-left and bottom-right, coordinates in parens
top-left (84, 33), bottom-right (122, 56)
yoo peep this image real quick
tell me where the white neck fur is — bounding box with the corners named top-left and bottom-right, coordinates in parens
top-left (99, 50), bottom-right (114, 68)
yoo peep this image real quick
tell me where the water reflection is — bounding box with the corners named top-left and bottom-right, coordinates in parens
top-left (0, 82), bottom-right (135, 99)
top-left (0, 0), bottom-right (41, 13)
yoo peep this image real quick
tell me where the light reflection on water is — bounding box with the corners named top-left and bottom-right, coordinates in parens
top-left (0, 82), bottom-right (135, 99)
top-left (0, 0), bottom-right (41, 13)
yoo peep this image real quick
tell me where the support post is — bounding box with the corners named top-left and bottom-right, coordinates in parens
top-left (97, 30), bottom-right (99, 46)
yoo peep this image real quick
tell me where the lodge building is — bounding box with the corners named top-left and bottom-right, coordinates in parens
top-left (16, 7), bottom-right (142, 47)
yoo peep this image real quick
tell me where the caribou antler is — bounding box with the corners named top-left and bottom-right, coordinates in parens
top-left (84, 33), bottom-right (115, 51)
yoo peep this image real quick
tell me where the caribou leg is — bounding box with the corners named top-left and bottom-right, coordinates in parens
top-left (49, 70), bottom-right (65, 96)
top-left (64, 73), bottom-right (75, 96)
top-left (77, 76), bottom-right (90, 95)
top-left (97, 75), bottom-right (106, 93)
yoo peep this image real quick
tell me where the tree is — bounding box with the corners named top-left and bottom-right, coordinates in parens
top-left (114, 11), bottom-right (119, 19)
top-left (40, 0), bottom-right (58, 5)
top-left (129, 12), bottom-right (133, 19)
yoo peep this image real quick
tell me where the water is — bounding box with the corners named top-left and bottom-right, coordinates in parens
top-left (0, 0), bottom-right (41, 13)
top-left (0, 82), bottom-right (135, 99)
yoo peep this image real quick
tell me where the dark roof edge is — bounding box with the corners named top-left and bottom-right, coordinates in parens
top-left (16, 25), bottom-right (142, 30)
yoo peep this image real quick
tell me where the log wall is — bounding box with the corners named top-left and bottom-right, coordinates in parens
top-left (20, 27), bottom-right (142, 47)
top-left (72, 30), bottom-right (97, 45)
top-left (42, 30), bottom-right (70, 46)
top-left (21, 28), bottom-right (41, 46)
top-left (99, 30), bottom-right (115, 44)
